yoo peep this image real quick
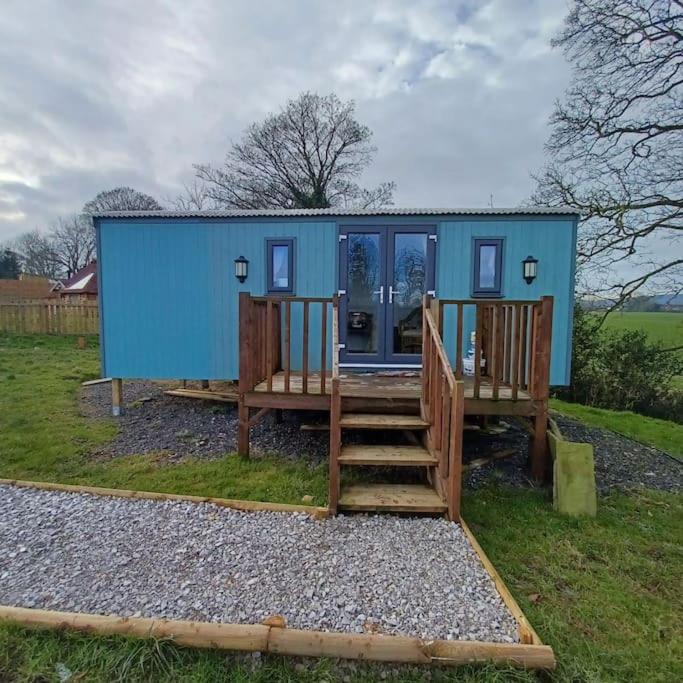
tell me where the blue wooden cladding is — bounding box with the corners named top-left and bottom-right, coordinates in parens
top-left (96, 212), bottom-right (577, 385)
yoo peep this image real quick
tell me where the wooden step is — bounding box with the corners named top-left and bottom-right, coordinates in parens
top-left (338, 445), bottom-right (437, 467)
top-left (338, 484), bottom-right (447, 513)
top-left (340, 413), bottom-right (429, 430)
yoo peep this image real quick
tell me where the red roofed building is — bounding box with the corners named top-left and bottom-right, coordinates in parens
top-left (57, 261), bottom-right (98, 301)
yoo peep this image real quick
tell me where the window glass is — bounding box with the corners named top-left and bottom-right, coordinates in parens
top-left (473, 238), bottom-right (503, 296)
top-left (272, 245), bottom-right (289, 289)
top-left (266, 238), bottom-right (294, 293)
top-left (478, 245), bottom-right (497, 289)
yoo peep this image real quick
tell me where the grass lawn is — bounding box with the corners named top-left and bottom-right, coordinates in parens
top-left (551, 399), bottom-right (683, 460)
top-left (1, 333), bottom-right (681, 682)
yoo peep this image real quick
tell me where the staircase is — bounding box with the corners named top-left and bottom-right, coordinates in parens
top-left (329, 297), bottom-right (465, 521)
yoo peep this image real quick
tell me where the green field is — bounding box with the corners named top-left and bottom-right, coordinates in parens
top-left (600, 311), bottom-right (682, 349)
top-left (600, 311), bottom-right (683, 389)
top-left (1, 334), bottom-right (681, 682)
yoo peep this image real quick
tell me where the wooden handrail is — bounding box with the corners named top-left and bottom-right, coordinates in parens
top-left (421, 297), bottom-right (464, 521)
top-left (423, 308), bottom-right (455, 391)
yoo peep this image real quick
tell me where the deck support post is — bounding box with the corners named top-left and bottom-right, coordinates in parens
top-left (201, 380), bottom-right (210, 390)
top-left (238, 397), bottom-right (250, 458)
top-left (237, 292), bottom-right (252, 458)
top-left (529, 296), bottom-right (553, 482)
top-left (111, 378), bottom-right (123, 417)
top-left (530, 406), bottom-right (549, 482)
top-left (274, 409), bottom-right (283, 424)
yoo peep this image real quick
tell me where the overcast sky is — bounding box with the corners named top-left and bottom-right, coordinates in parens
top-left (0, 0), bottom-right (571, 244)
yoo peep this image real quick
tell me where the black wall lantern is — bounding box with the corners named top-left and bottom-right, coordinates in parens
top-left (522, 255), bottom-right (538, 285)
top-left (234, 255), bottom-right (249, 283)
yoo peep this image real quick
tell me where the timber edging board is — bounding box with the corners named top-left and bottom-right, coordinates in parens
top-left (0, 478), bottom-right (329, 519)
top-left (0, 478), bottom-right (555, 669)
top-left (0, 605), bottom-right (556, 669)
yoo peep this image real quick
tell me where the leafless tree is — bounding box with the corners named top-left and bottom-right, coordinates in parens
top-left (12, 230), bottom-right (60, 279)
top-left (532, 0), bottom-right (682, 308)
top-left (170, 179), bottom-right (223, 211)
top-left (49, 215), bottom-right (95, 278)
top-left (83, 186), bottom-right (163, 214)
top-left (195, 92), bottom-right (395, 210)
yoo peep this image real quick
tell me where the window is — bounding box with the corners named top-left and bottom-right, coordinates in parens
top-left (266, 238), bottom-right (295, 294)
top-left (472, 238), bottom-right (503, 297)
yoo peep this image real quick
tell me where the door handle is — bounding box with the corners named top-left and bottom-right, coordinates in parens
top-left (372, 285), bottom-right (384, 304)
top-left (388, 285), bottom-right (396, 304)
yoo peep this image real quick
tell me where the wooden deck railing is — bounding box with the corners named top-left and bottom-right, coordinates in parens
top-left (436, 297), bottom-right (553, 401)
top-left (238, 292), bottom-right (335, 395)
top-left (421, 300), bottom-right (465, 521)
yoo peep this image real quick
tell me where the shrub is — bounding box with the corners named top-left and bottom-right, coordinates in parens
top-left (555, 306), bottom-right (683, 423)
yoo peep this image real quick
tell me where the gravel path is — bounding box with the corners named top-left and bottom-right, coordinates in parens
top-left (81, 381), bottom-right (330, 462)
top-left (553, 415), bottom-right (682, 493)
top-left (0, 484), bottom-right (518, 643)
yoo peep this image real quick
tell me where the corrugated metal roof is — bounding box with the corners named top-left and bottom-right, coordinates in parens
top-left (90, 206), bottom-right (579, 219)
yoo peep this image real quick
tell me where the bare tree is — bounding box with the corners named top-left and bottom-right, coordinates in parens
top-left (50, 215), bottom-right (95, 278)
top-left (532, 0), bottom-right (683, 308)
top-left (12, 230), bottom-right (60, 279)
top-left (83, 187), bottom-right (163, 214)
top-left (170, 179), bottom-right (223, 211)
top-left (195, 92), bottom-right (395, 210)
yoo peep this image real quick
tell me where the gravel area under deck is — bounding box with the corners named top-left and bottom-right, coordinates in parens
top-left (0, 484), bottom-right (518, 644)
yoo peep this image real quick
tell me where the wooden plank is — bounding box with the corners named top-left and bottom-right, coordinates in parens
top-left (284, 300), bottom-right (291, 392)
top-left (462, 448), bottom-right (516, 472)
top-left (81, 377), bottom-right (112, 386)
top-left (266, 300), bottom-right (274, 392)
top-left (474, 304), bottom-right (482, 399)
top-left (455, 302), bottom-right (464, 379)
top-left (164, 389), bottom-right (238, 403)
top-left (340, 414), bottom-right (429, 429)
top-left (460, 518), bottom-right (543, 646)
top-left (0, 606), bottom-right (269, 652)
top-left (447, 380), bottom-right (464, 521)
top-left (0, 605), bottom-right (555, 669)
top-left (0, 478), bottom-right (329, 518)
top-left (422, 640), bottom-right (555, 669)
top-left (338, 444), bottom-right (437, 466)
top-left (244, 392), bottom-right (330, 411)
top-left (328, 377), bottom-right (341, 514)
top-left (302, 301), bottom-right (309, 394)
top-left (238, 292), bottom-right (252, 392)
top-left (491, 306), bottom-right (500, 400)
top-left (338, 484), bottom-right (447, 513)
top-left (248, 407), bottom-right (271, 427)
top-left (320, 301), bottom-right (327, 394)
top-left (511, 304), bottom-right (521, 400)
top-left (519, 305), bottom-right (529, 389)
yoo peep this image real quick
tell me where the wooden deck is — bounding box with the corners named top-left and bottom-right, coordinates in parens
top-left (254, 371), bottom-right (532, 402)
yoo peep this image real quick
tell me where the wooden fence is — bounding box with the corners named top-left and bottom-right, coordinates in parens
top-left (0, 300), bottom-right (99, 335)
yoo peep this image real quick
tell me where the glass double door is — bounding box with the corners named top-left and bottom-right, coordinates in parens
top-left (339, 226), bottom-right (436, 366)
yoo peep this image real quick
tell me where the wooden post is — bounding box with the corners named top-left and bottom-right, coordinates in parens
top-left (238, 397), bottom-right (250, 458)
top-left (529, 296), bottom-right (553, 482)
top-left (201, 380), bottom-right (210, 390)
top-left (238, 292), bottom-right (252, 458)
top-left (328, 377), bottom-right (341, 514)
top-left (447, 380), bottom-right (465, 522)
top-left (77, 336), bottom-right (86, 350)
top-left (111, 379), bottom-right (123, 417)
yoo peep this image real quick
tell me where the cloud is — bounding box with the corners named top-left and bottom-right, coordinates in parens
top-left (0, 0), bottom-right (570, 242)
